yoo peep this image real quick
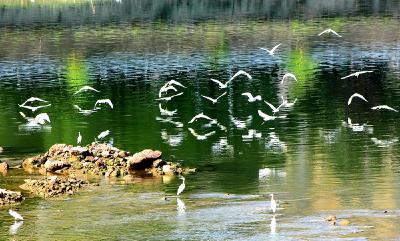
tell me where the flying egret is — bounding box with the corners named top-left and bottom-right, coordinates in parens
top-left (97, 130), bottom-right (110, 140)
top-left (73, 86), bottom-right (100, 95)
top-left (156, 117), bottom-right (184, 128)
top-left (20, 97), bottom-right (48, 106)
top-left (264, 99), bottom-right (287, 113)
top-left (259, 43), bottom-right (281, 56)
top-left (318, 28), bottom-right (342, 37)
top-left (9, 210), bottom-right (23, 221)
top-left (94, 99), bottom-right (113, 109)
top-left (159, 103), bottom-right (177, 116)
top-left (280, 95), bottom-right (297, 108)
top-left (341, 71), bottom-right (373, 80)
top-left (210, 70), bottom-right (252, 89)
top-left (159, 85), bottom-right (178, 98)
top-left (18, 104), bottom-right (51, 112)
top-left (242, 92), bottom-right (262, 102)
top-left (347, 93), bottom-right (368, 105)
top-left (371, 105), bottom-right (398, 112)
top-left (188, 112), bottom-right (216, 124)
top-left (156, 92), bottom-right (183, 101)
top-left (188, 128), bottom-right (216, 140)
top-left (270, 194), bottom-right (277, 213)
top-left (257, 110), bottom-right (277, 121)
top-left (229, 70), bottom-right (252, 82)
top-left (201, 92), bottom-right (227, 104)
top-left (74, 104), bottom-right (96, 115)
top-left (280, 73), bottom-right (297, 84)
top-left (77, 132), bottom-right (82, 145)
top-left (177, 176), bottom-right (186, 196)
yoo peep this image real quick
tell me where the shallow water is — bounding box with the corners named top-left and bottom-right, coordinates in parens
top-left (0, 0), bottom-right (400, 240)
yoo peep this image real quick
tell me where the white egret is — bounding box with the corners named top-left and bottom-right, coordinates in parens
top-left (9, 210), bottom-right (23, 221)
top-left (97, 130), bottom-right (110, 140)
top-left (18, 103), bottom-right (51, 112)
top-left (341, 71), bottom-right (373, 80)
top-left (73, 86), bottom-right (100, 95)
top-left (318, 28), bottom-right (342, 37)
top-left (77, 132), bottom-right (82, 145)
top-left (257, 110), bottom-right (277, 121)
top-left (229, 70), bottom-right (252, 82)
top-left (188, 128), bottom-right (216, 140)
top-left (20, 112), bottom-right (50, 125)
top-left (371, 105), bottom-right (398, 112)
top-left (20, 97), bottom-right (48, 106)
top-left (177, 176), bottom-right (186, 196)
top-left (264, 99), bottom-right (286, 113)
top-left (165, 80), bottom-right (187, 89)
top-left (280, 73), bottom-right (297, 84)
top-left (270, 194), bottom-right (277, 213)
top-left (156, 92), bottom-right (183, 101)
top-left (94, 99), bottom-right (113, 109)
top-left (210, 70), bottom-right (252, 89)
top-left (159, 85), bottom-right (178, 98)
top-left (201, 92), bottom-right (227, 104)
top-left (159, 103), bottom-right (177, 116)
top-left (347, 93), bottom-right (368, 105)
top-left (188, 112), bottom-right (216, 124)
top-left (242, 92), bottom-right (262, 102)
top-left (280, 95), bottom-right (297, 108)
top-left (259, 43), bottom-right (282, 56)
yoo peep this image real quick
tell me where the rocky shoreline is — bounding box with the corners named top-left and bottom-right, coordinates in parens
top-left (0, 143), bottom-right (194, 204)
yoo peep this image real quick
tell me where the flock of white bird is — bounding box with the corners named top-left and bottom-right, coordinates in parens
top-left (9, 28), bottom-right (399, 234)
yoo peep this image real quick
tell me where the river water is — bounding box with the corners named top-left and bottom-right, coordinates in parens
top-left (0, 0), bottom-right (400, 240)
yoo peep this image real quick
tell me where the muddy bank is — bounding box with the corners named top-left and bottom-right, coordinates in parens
top-left (0, 189), bottom-right (24, 205)
top-left (20, 176), bottom-right (95, 198)
top-left (22, 143), bottom-right (195, 178)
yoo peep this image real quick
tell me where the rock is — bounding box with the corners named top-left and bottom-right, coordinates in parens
top-left (0, 161), bottom-right (9, 173)
top-left (0, 188), bottom-right (24, 205)
top-left (126, 149), bottom-right (162, 170)
top-left (23, 154), bottom-right (47, 169)
top-left (48, 144), bottom-right (70, 156)
top-left (152, 159), bottom-right (166, 168)
top-left (44, 160), bottom-right (71, 172)
top-left (70, 147), bottom-right (89, 156)
top-left (162, 164), bottom-right (174, 175)
top-left (101, 151), bottom-right (110, 158)
top-left (338, 219), bottom-right (350, 226)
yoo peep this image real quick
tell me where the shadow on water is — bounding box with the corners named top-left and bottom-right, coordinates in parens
top-left (0, 0), bottom-right (400, 240)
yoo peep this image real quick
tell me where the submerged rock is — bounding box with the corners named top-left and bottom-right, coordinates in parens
top-left (22, 143), bottom-right (195, 179)
top-left (0, 189), bottom-right (24, 205)
top-left (20, 176), bottom-right (93, 198)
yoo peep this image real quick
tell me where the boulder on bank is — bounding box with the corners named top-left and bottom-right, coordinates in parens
top-left (22, 143), bottom-right (195, 178)
top-left (20, 176), bottom-right (93, 198)
top-left (0, 188), bottom-right (24, 205)
top-left (0, 161), bottom-right (9, 174)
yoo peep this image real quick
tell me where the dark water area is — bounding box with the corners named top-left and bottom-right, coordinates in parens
top-left (0, 0), bottom-right (400, 240)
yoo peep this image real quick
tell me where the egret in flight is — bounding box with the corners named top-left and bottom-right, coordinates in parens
top-left (257, 110), bottom-right (277, 121)
top-left (156, 92), bottom-right (183, 101)
top-left (371, 105), bottom-right (398, 112)
top-left (259, 43), bottom-right (282, 56)
top-left (242, 92), bottom-right (262, 102)
top-left (73, 86), bottom-right (100, 95)
top-left (318, 28), bottom-right (342, 37)
top-left (348, 93), bottom-right (368, 105)
top-left (201, 92), bottom-right (227, 104)
top-left (264, 99), bottom-right (287, 113)
top-left (18, 103), bottom-right (51, 112)
top-left (188, 128), bottom-right (216, 140)
top-left (341, 71), bottom-right (373, 80)
top-left (188, 113), bottom-right (216, 124)
top-left (20, 97), bottom-right (48, 106)
top-left (159, 103), bottom-right (177, 116)
top-left (177, 176), bottom-right (186, 196)
top-left (280, 73), bottom-right (297, 84)
top-left (94, 99), bottom-right (113, 109)
top-left (210, 70), bottom-right (252, 89)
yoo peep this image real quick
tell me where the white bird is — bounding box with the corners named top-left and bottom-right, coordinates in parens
top-left (259, 43), bottom-right (281, 56)
top-left (347, 93), bottom-right (368, 105)
top-left (280, 73), bottom-right (297, 84)
top-left (257, 110), bottom-right (277, 121)
top-left (77, 132), bottom-right (82, 145)
top-left (188, 112), bottom-right (216, 124)
top-left (18, 104), bottom-right (51, 112)
top-left (264, 99), bottom-right (286, 113)
top-left (74, 104), bottom-right (96, 115)
top-left (341, 71), bottom-right (373, 80)
top-left (20, 112), bottom-right (51, 125)
top-left (177, 176), bottom-right (186, 196)
top-left (242, 92), bottom-right (262, 102)
top-left (201, 92), bottom-right (227, 104)
top-left (159, 103), bottom-right (177, 116)
top-left (229, 70), bottom-right (252, 82)
top-left (9, 220), bottom-right (23, 235)
top-left (158, 85), bottom-right (178, 98)
top-left (165, 80), bottom-right (187, 89)
top-left (188, 128), bottom-right (216, 140)
top-left (73, 86), bottom-right (100, 95)
top-left (270, 194), bottom-right (277, 213)
top-left (20, 97), bottom-right (48, 106)
top-left (318, 28), bottom-right (342, 37)
top-left (156, 92), bottom-right (183, 101)
top-left (156, 117), bottom-right (184, 128)
top-left (97, 130), bottom-right (110, 139)
top-left (280, 95), bottom-right (297, 108)
top-left (371, 105), bottom-right (398, 112)
top-left (210, 78), bottom-right (230, 89)
top-left (9, 210), bottom-right (23, 221)
top-left (94, 99), bottom-right (113, 109)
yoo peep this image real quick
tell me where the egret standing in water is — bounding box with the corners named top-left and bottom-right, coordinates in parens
top-left (270, 194), bottom-right (277, 213)
top-left (77, 132), bottom-right (82, 145)
top-left (177, 176), bottom-right (186, 196)
top-left (9, 210), bottom-right (23, 221)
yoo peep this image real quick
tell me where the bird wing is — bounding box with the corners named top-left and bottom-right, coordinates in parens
top-left (95, 99), bottom-right (113, 109)
top-left (270, 43), bottom-right (281, 53)
top-left (210, 78), bottom-right (226, 88)
top-left (340, 73), bottom-right (355, 79)
top-left (229, 70), bottom-right (252, 82)
top-left (159, 85), bottom-right (178, 97)
top-left (98, 130), bottom-right (110, 139)
top-left (348, 93), bottom-right (368, 105)
top-left (259, 47), bottom-right (271, 53)
top-left (201, 95), bottom-right (217, 103)
top-left (371, 105), bottom-right (398, 112)
top-left (34, 113), bottom-right (50, 124)
top-left (168, 80), bottom-right (187, 88)
top-left (21, 97), bottom-right (48, 106)
top-left (257, 110), bottom-right (271, 119)
top-left (318, 29), bottom-right (330, 36)
top-left (330, 29), bottom-right (342, 37)
top-left (188, 127), bottom-right (198, 137)
top-left (74, 86), bottom-right (100, 95)
top-left (204, 130), bottom-right (216, 137)
top-left (216, 92), bottom-right (227, 101)
top-left (264, 101), bottom-right (278, 112)
top-left (281, 73), bottom-right (297, 84)
top-left (241, 92), bottom-right (252, 99)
